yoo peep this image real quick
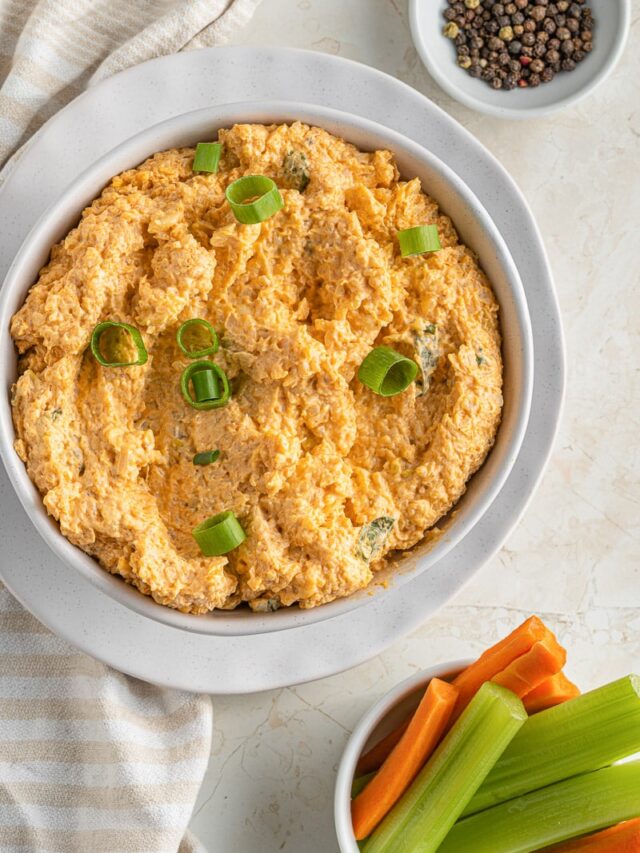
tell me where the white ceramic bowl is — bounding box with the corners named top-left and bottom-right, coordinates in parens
top-left (334, 658), bottom-right (472, 852)
top-left (410, 0), bottom-right (631, 119)
top-left (0, 102), bottom-right (532, 636)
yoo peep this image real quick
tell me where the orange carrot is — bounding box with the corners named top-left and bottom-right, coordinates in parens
top-left (356, 719), bottom-right (409, 776)
top-left (491, 637), bottom-right (566, 698)
top-left (523, 671), bottom-right (580, 714)
top-left (351, 678), bottom-right (458, 841)
top-left (450, 616), bottom-right (554, 720)
top-left (541, 818), bottom-right (640, 852)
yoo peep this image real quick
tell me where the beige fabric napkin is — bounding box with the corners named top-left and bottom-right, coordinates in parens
top-left (0, 1), bottom-right (262, 850)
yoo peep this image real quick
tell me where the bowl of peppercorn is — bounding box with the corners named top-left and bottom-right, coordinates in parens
top-left (409, 0), bottom-right (630, 119)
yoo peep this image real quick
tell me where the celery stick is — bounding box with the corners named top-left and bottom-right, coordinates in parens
top-left (439, 760), bottom-right (640, 853)
top-left (464, 674), bottom-right (640, 816)
top-left (363, 683), bottom-right (526, 853)
top-left (351, 772), bottom-right (376, 798)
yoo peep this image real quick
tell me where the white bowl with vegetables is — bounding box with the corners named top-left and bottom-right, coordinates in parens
top-left (335, 618), bottom-right (640, 852)
top-left (0, 101), bottom-right (533, 635)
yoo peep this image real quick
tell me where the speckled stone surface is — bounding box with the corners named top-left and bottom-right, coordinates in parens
top-left (188, 1), bottom-right (640, 849)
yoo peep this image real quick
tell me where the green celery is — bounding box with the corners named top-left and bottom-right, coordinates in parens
top-left (363, 682), bottom-right (526, 853)
top-left (439, 760), bottom-right (640, 853)
top-left (465, 674), bottom-right (640, 816)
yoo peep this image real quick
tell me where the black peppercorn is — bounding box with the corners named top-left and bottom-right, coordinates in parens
top-left (491, 76), bottom-right (503, 88)
top-left (508, 39), bottom-right (523, 54)
top-left (541, 66), bottom-right (555, 81)
top-left (561, 57), bottom-right (576, 70)
top-left (529, 72), bottom-right (541, 86)
top-left (542, 18), bottom-right (556, 33)
top-left (522, 32), bottom-right (535, 45)
top-left (560, 38), bottom-right (574, 54)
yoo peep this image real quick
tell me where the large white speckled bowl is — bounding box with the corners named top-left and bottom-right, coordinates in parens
top-left (0, 102), bottom-right (533, 636)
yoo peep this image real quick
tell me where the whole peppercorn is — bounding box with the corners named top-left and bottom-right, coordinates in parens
top-left (521, 45), bottom-right (533, 56)
top-left (466, 9), bottom-right (477, 20)
top-left (444, 8), bottom-right (458, 19)
top-left (545, 48), bottom-right (560, 63)
top-left (469, 64), bottom-right (483, 76)
top-left (556, 14), bottom-right (567, 26)
top-left (512, 11), bottom-right (525, 24)
top-left (499, 50), bottom-right (511, 64)
top-left (543, 18), bottom-right (556, 34)
top-left (509, 58), bottom-right (522, 71)
top-left (458, 54), bottom-right (473, 68)
top-left (530, 6), bottom-right (546, 21)
top-left (548, 2), bottom-right (558, 12)
top-left (523, 18), bottom-right (536, 31)
top-left (557, 0), bottom-right (569, 8)
top-left (533, 41), bottom-right (547, 56)
top-left (455, 33), bottom-right (468, 45)
top-left (465, 0), bottom-right (481, 7)
top-left (529, 72), bottom-right (541, 86)
top-left (498, 15), bottom-right (511, 25)
top-left (537, 31), bottom-right (550, 43)
top-left (513, 24), bottom-right (525, 35)
top-left (568, 2), bottom-right (582, 16)
top-left (560, 38), bottom-right (574, 54)
top-left (504, 72), bottom-right (518, 89)
top-left (492, 2), bottom-right (505, 13)
top-left (548, 37), bottom-right (560, 49)
top-left (505, 2), bottom-right (517, 12)
top-left (566, 17), bottom-right (579, 32)
top-left (520, 54), bottom-right (532, 65)
top-left (561, 57), bottom-right (576, 70)
top-left (530, 57), bottom-right (545, 72)
top-left (541, 66), bottom-right (555, 81)
top-left (515, 0), bottom-right (529, 8)
top-left (489, 36), bottom-right (505, 49)
top-left (508, 39), bottom-right (523, 54)
top-left (443, 22), bottom-right (460, 38)
top-left (499, 24), bottom-right (514, 40)
top-left (522, 32), bottom-right (535, 45)
top-left (582, 41), bottom-right (593, 52)
top-left (491, 77), bottom-right (503, 88)
top-left (518, 78), bottom-right (528, 87)
top-left (580, 29), bottom-right (593, 41)
top-left (458, 44), bottom-right (470, 55)
top-left (556, 26), bottom-right (571, 40)
top-left (470, 35), bottom-right (484, 48)
top-left (479, 57), bottom-right (488, 66)
top-left (485, 19), bottom-right (499, 33)
top-left (573, 49), bottom-right (586, 61)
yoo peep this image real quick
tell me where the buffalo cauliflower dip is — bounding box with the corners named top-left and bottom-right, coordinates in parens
top-left (10, 122), bottom-right (502, 613)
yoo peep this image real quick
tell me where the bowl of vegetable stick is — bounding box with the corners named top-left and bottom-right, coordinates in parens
top-left (334, 615), bottom-right (640, 852)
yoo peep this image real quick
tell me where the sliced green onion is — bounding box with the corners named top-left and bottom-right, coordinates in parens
top-left (191, 369), bottom-right (220, 402)
top-left (193, 450), bottom-right (220, 466)
top-left (398, 224), bottom-right (441, 257)
top-left (225, 175), bottom-right (283, 224)
top-left (358, 346), bottom-right (419, 397)
top-left (364, 683), bottom-right (527, 853)
top-left (192, 510), bottom-right (246, 556)
top-left (176, 319), bottom-right (219, 358)
top-left (180, 361), bottom-right (230, 410)
top-left (465, 674), bottom-right (640, 816)
top-left (439, 761), bottom-right (640, 853)
top-left (90, 321), bottom-right (148, 367)
top-left (192, 142), bottom-right (221, 173)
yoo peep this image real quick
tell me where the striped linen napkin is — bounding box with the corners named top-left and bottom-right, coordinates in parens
top-left (0, 1), bottom-right (262, 850)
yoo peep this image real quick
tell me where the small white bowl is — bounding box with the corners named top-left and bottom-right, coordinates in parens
top-left (0, 102), bottom-right (532, 636)
top-left (334, 659), bottom-right (471, 852)
top-left (410, 0), bottom-right (631, 119)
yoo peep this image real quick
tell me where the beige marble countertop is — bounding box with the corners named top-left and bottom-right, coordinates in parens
top-left (189, 1), bottom-right (640, 849)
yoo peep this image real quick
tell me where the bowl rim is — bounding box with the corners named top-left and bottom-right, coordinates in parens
top-left (0, 100), bottom-right (533, 636)
top-left (409, 0), bottom-right (632, 120)
top-left (333, 657), bottom-right (473, 852)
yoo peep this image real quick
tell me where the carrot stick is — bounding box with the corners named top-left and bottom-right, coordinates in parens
top-left (356, 720), bottom-right (409, 775)
top-left (351, 677), bottom-right (458, 841)
top-left (450, 616), bottom-right (555, 721)
top-left (541, 818), bottom-right (640, 852)
top-left (491, 637), bottom-right (566, 698)
top-left (523, 671), bottom-right (580, 714)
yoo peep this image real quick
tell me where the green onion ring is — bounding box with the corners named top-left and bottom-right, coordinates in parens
top-left (398, 224), bottom-right (441, 257)
top-left (358, 346), bottom-right (419, 397)
top-left (176, 318), bottom-right (219, 358)
top-left (90, 321), bottom-right (148, 367)
top-left (225, 175), bottom-right (284, 224)
top-left (193, 450), bottom-right (220, 466)
top-left (192, 510), bottom-right (246, 556)
top-left (180, 361), bottom-right (230, 410)
top-left (192, 142), bottom-right (222, 173)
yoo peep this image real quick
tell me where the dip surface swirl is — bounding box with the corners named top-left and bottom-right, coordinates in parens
top-left (10, 122), bottom-right (503, 613)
